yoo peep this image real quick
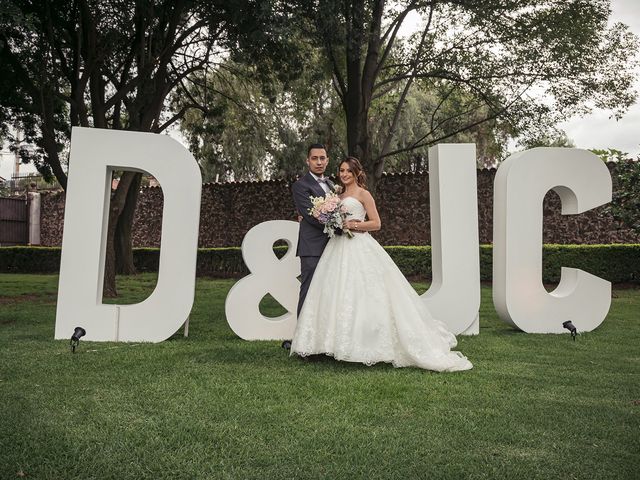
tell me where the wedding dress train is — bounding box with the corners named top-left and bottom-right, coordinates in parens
top-left (291, 196), bottom-right (472, 372)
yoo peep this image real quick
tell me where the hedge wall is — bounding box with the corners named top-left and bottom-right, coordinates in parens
top-left (385, 244), bottom-right (640, 284)
top-left (133, 247), bottom-right (252, 277)
top-left (1, 244), bottom-right (638, 284)
top-left (0, 247), bottom-right (62, 273)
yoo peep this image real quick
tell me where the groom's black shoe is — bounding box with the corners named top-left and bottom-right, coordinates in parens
top-left (281, 340), bottom-right (292, 350)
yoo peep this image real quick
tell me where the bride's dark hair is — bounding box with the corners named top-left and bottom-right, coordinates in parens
top-left (339, 156), bottom-right (367, 189)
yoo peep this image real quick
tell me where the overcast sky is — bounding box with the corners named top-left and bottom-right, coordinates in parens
top-left (1, 0), bottom-right (638, 180)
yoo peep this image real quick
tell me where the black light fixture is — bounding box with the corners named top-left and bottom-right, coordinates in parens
top-left (70, 327), bottom-right (86, 353)
top-left (562, 321), bottom-right (577, 341)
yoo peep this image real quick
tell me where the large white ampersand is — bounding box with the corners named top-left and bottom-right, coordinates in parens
top-left (225, 220), bottom-right (301, 340)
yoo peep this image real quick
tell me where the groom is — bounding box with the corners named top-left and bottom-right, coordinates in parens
top-left (291, 143), bottom-right (336, 318)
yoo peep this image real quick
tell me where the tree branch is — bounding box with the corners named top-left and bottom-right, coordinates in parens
top-left (377, 2), bottom-right (436, 168)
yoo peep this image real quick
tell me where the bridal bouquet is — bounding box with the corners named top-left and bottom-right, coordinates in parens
top-left (309, 190), bottom-right (354, 238)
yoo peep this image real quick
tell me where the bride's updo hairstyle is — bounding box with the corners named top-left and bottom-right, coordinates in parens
top-left (339, 156), bottom-right (367, 189)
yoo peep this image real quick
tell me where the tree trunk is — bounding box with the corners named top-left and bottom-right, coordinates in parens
top-left (102, 171), bottom-right (138, 297)
top-left (103, 218), bottom-right (118, 298)
top-left (367, 159), bottom-right (380, 195)
top-left (115, 172), bottom-right (142, 274)
top-left (341, 0), bottom-right (383, 195)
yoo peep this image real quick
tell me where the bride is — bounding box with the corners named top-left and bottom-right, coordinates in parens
top-left (291, 157), bottom-right (472, 372)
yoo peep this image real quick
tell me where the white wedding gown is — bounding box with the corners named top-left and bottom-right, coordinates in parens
top-left (291, 196), bottom-right (472, 372)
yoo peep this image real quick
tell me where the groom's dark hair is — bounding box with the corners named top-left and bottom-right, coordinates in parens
top-left (307, 143), bottom-right (326, 157)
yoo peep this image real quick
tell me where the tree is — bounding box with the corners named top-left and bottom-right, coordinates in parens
top-left (0, 0), bottom-right (298, 295)
top-left (178, 48), bottom-right (512, 180)
top-left (176, 56), bottom-right (346, 182)
top-left (521, 132), bottom-right (576, 149)
top-left (589, 147), bottom-right (628, 163)
top-left (361, 80), bottom-right (511, 171)
top-left (298, 0), bottom-right (639, 191)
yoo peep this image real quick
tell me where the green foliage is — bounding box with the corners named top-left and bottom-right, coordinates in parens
top-left (196, 248), bottom-right (250, 277)
top-left (3, 244), bottom-right (639, 283)
top-left (105, 247), bottom-right (249, 278)
top-left (542, 244), bottom-right (640, 284)
top-left (176, 55), bottom-right (344, 182)
top-left (590, 148), bottom-right (629, 163)
top-left (387, 244), bottom-right (640, 284)
top-left (369, 84), bottom-right (511, 171)
top-left (0, 246), bottom-right (61, 273)
top-left (385, 246), bottom-right (432, 277)
top-left (520, 131), bottom-right (576, 150)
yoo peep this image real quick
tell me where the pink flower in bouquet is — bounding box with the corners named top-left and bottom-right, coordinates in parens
top-left (308, 192), bottom-right (354, 238)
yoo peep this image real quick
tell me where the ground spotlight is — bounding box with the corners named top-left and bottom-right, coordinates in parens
top-left (70, 327), bottom-right (86, 353)
top-left (562, 321), bottom-right (577, 341)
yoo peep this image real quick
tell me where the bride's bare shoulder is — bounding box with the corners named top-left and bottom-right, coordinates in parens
top-left (358, 188), bottom-right (375, 202)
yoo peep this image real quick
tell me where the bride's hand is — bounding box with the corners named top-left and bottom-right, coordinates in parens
top-left (344, 219), bottom-right (362, 230)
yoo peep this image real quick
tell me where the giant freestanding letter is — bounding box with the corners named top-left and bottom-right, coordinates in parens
top-left (421, 144), bottom-right (481, 335)
top-left (54, 127), bottom-right (202, 342)
top-left (225, 220), bottom-right (300, 340)
top-left (493, 148), bottom-right (612, 333)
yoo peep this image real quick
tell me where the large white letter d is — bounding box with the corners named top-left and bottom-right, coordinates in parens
top-left (54, 127), bottom-right (202, 342)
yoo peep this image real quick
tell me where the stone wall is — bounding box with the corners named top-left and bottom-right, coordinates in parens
top-left (40, 192), bottom-right (65, 247)
top-left (39, 163), bottom-right (640, 247)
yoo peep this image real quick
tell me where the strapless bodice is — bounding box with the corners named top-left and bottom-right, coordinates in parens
top-left (342, 196), bottom-right (366, 222)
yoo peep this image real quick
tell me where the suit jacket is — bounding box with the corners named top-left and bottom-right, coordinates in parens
top-left (292, 172), bottom-right (335, 257)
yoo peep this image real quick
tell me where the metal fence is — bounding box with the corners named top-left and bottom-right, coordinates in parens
top-left (0, 196), bottom-right (29, 245)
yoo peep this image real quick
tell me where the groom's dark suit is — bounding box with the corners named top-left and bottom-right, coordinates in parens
top-left (292, 172), bottom-right (335, 316)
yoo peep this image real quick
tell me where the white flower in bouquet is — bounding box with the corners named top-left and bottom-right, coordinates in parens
top-left (308, 192), bottom-right (354, 238)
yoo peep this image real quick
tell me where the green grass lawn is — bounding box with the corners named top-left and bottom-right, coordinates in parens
top-left (0, 273), bottom-right (638, 479)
